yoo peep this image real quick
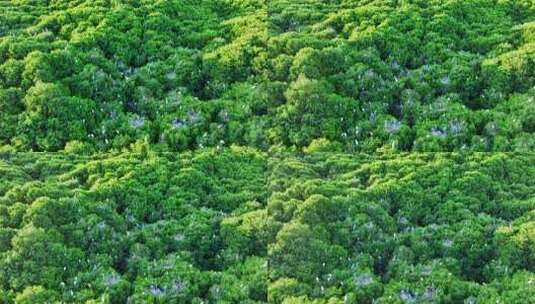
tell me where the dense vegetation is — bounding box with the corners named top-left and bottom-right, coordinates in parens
top-left (1, 0), bottom-right (534, 303)
top-left (0, 149), bottom-right (268, 303)
top-left (1, 0), bottom-right (534, 152)
top-left (266, 152), bottom-right (535, 303)
top-left (1, 151), bottom-right (534, 303)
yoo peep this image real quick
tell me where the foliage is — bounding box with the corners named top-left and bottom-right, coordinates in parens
top-left (266, 152), bottom-right (535, 303)
top-left (0, 0), bottom-right (534, 303)
top-left (1, 151), bottom-right (534, 302)
top-left (0, 149), bottom-right (268, 303)
top-left (0, 0), bottom-right (534, 152)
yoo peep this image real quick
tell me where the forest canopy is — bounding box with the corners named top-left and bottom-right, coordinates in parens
top-left (1, 0), bottom-right (535, 303)
top-left (0, 151), bottom-right (534, 303)
top-left (0, 0), bottom-right (534, 152)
